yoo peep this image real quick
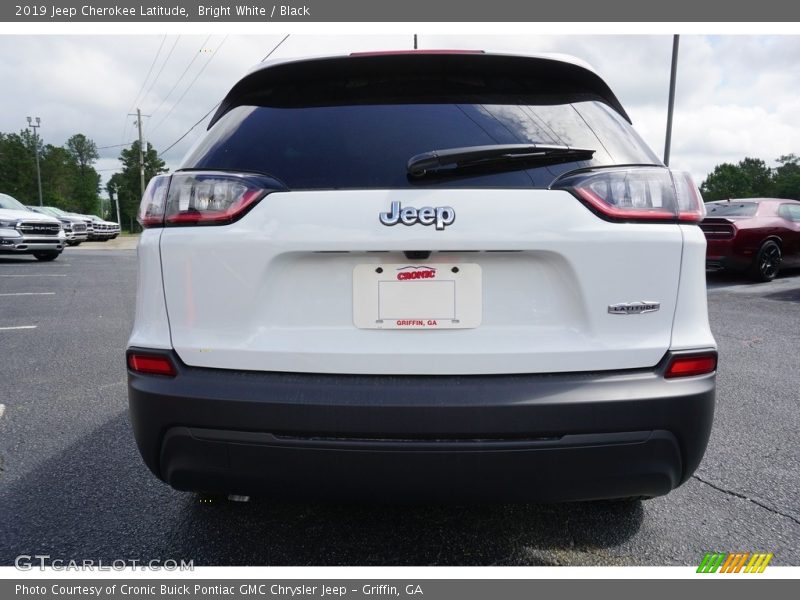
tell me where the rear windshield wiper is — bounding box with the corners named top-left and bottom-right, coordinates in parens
top-left (407, 144), bottom-right (595, 179)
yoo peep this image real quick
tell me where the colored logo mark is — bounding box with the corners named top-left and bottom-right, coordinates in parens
top-left (697, 552), bottom-right (773, 573)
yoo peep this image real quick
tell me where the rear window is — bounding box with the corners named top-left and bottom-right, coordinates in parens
top-left (706, 202), bottom-right (758, 217)
top-left (183, 100), bottom-right (659, 190)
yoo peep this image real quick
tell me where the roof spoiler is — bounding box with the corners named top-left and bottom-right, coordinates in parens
top-left (209, 52), bottom-right (631, 128)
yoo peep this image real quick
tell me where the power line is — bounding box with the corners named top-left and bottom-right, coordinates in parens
top-left (97, 141), bottom-right (137, 150)
top-left (159, 103), bottom-right (220, 156)
top-left (127, 35), bottom-right (167, 113)
top-left (261, 33), bottom-right (290, 62)
top-left (158, 34), bottom-right (290, 158)
top-left (120, 35), bottom-right (166, 143)
top-left (140, 35), bottom-right (182, 111)
top-left (148, 35), bottom-right (228, 136)
top-left (146, 34), bottom-right (212, 125)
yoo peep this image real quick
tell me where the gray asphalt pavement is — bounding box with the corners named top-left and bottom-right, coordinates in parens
top-left (0, 249), bottom-right (798, 566)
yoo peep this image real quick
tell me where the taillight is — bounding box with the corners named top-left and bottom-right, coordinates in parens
top-left (552, 167), bottom-right (706, 223)
top-left (665, 352), bottom-right (717, 378)
top-left (137, 174), bottom-right (171, 228)
top-left (699, 222), bottom-right (736, 240)
top-left (138, 171), bottom-right (285, 228)
top-left (671, 170), bottom-right (707, 222)
top-left (127, 353), bottom-right (177, 377)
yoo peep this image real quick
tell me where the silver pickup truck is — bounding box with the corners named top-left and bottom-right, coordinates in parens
top-left (0, 193), bottom-right (65, 261)
top-left (27, 205), bottom-right (89, 246)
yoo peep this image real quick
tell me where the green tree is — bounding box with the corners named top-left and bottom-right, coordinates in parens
top-left (65, 133), bottom-right (101, 214)
top-left (40, 145), bottom-right (75, 208)
top-left (0, 130), bottom-right (39, 203)
top-left (770, 154), bottom-right (800, 200)
top-left (114, 141), bottom-right (167, 231)
top-left (700, 157), bottom-right (772, 201)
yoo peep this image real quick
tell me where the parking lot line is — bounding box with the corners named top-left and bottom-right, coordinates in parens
top-left (0, 274), bottom-right (67, 277)
top-left (0, 292), bottom-right (56, 296)
top-left (0, 404), bottom-right (5, 420)
top-left (0, 325), bottom-right (37, 331)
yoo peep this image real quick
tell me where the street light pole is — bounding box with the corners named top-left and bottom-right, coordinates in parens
top-left (26, 116), bottom-right (44, 206)
top-left (663, 35), bottom-right (680, 167)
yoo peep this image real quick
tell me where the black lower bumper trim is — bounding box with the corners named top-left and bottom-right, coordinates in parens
top-left (161, 427), bottom-right (682, 501)
top-left (127, 348), bottom-right (715, 502)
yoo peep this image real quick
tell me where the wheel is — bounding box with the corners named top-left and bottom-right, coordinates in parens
top-left (66, 241), bottom-right (80, 247)
top-left (749, 240), bottom-right (781, 282)
top-left (33, 251), bottom-right (61, 262)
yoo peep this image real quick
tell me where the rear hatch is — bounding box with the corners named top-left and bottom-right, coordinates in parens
top-left (157, 53), bottom-right (686, 375)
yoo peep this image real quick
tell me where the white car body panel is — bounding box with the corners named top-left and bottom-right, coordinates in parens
top-left (149, 189), bottom-right (709, 375)
top-left (128, 230), bottom-right (173, 350)
top-left (669, 224), bottom-right (715, 351)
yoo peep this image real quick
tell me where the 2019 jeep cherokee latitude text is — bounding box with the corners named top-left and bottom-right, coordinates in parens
top-left (127, 52), bottom-right (716, 502)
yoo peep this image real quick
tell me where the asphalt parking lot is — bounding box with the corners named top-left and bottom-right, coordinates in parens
top-left (0, 247), bottom-right (798, 566)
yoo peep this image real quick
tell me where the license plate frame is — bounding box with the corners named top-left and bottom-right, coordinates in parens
top-left (353, 263), bottom-right (482, 329)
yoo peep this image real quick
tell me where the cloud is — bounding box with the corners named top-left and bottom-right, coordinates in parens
top-left (1, 34), bottom-right (799, 192)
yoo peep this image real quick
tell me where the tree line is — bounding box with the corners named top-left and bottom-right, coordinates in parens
top-left (0, 130), bottom-right (166, 231)
top-left (700, 155), bottom-right (800, 201)
top-left (0, 130), bottom-right (101, 214)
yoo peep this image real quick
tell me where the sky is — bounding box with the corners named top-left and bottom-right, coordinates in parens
top-left (1, 33), bottom-right (799, 196)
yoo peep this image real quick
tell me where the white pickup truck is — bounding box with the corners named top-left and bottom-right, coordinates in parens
top-left (0, 193), bottom-right (65, 261)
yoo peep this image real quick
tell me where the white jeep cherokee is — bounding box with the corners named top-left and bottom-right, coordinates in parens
top-left (127, 51), bottom-right (716, 502)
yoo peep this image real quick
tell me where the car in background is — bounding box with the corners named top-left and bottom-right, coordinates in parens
top-left (0, 193), bottom-right (65, 261)
top-left (66, 212), bottom-right (94, 238)
top-left (88, 215), bottom-right (111, 241)
top-left (88, 215), bottom-right (120, 241)
top-left (701, 198), bottom-right (800, 281)
top-left (127, 51), bottom-right (716, 503)
top-left (67, 213), bottom-right (119, 241)
top-left (27, 205), bottom-right (89, 246)
top-left (106, 219), bottom-right (121, 238)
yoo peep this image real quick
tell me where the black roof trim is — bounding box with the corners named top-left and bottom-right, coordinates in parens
top-left (209, 53), bottom-right (631, 128)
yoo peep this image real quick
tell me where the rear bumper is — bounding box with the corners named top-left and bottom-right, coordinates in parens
top-left (705, 239), bottom-right (750, 271)
top-left (127, 349), bottom-right (716, 502)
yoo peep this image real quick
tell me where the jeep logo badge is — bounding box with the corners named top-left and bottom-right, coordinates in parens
top-left (379, 201), bottom-right (455, 231)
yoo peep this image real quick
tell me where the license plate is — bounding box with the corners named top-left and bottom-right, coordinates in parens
top-left (353, 263), bottom-right (482, 329)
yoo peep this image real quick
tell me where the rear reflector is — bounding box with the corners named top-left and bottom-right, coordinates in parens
top-left (128, 353), bottom-right (177, 377)
top-left (665, 353), bottom-right (717, 378)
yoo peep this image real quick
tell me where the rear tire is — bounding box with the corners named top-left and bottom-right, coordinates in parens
top-left (33, 251), bottom-right (61, 262)
top-left (749, 240), bottom-right (781, 282)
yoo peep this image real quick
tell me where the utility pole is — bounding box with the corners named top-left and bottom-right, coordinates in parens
top-left (663, 35), bottom-right (680, 167)
top-left (26, 116), bottom-right (44, 206)
top-left (115, 195), bottom-right (122, 228)
top-left (128, 108), bottom-right (150, 198)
